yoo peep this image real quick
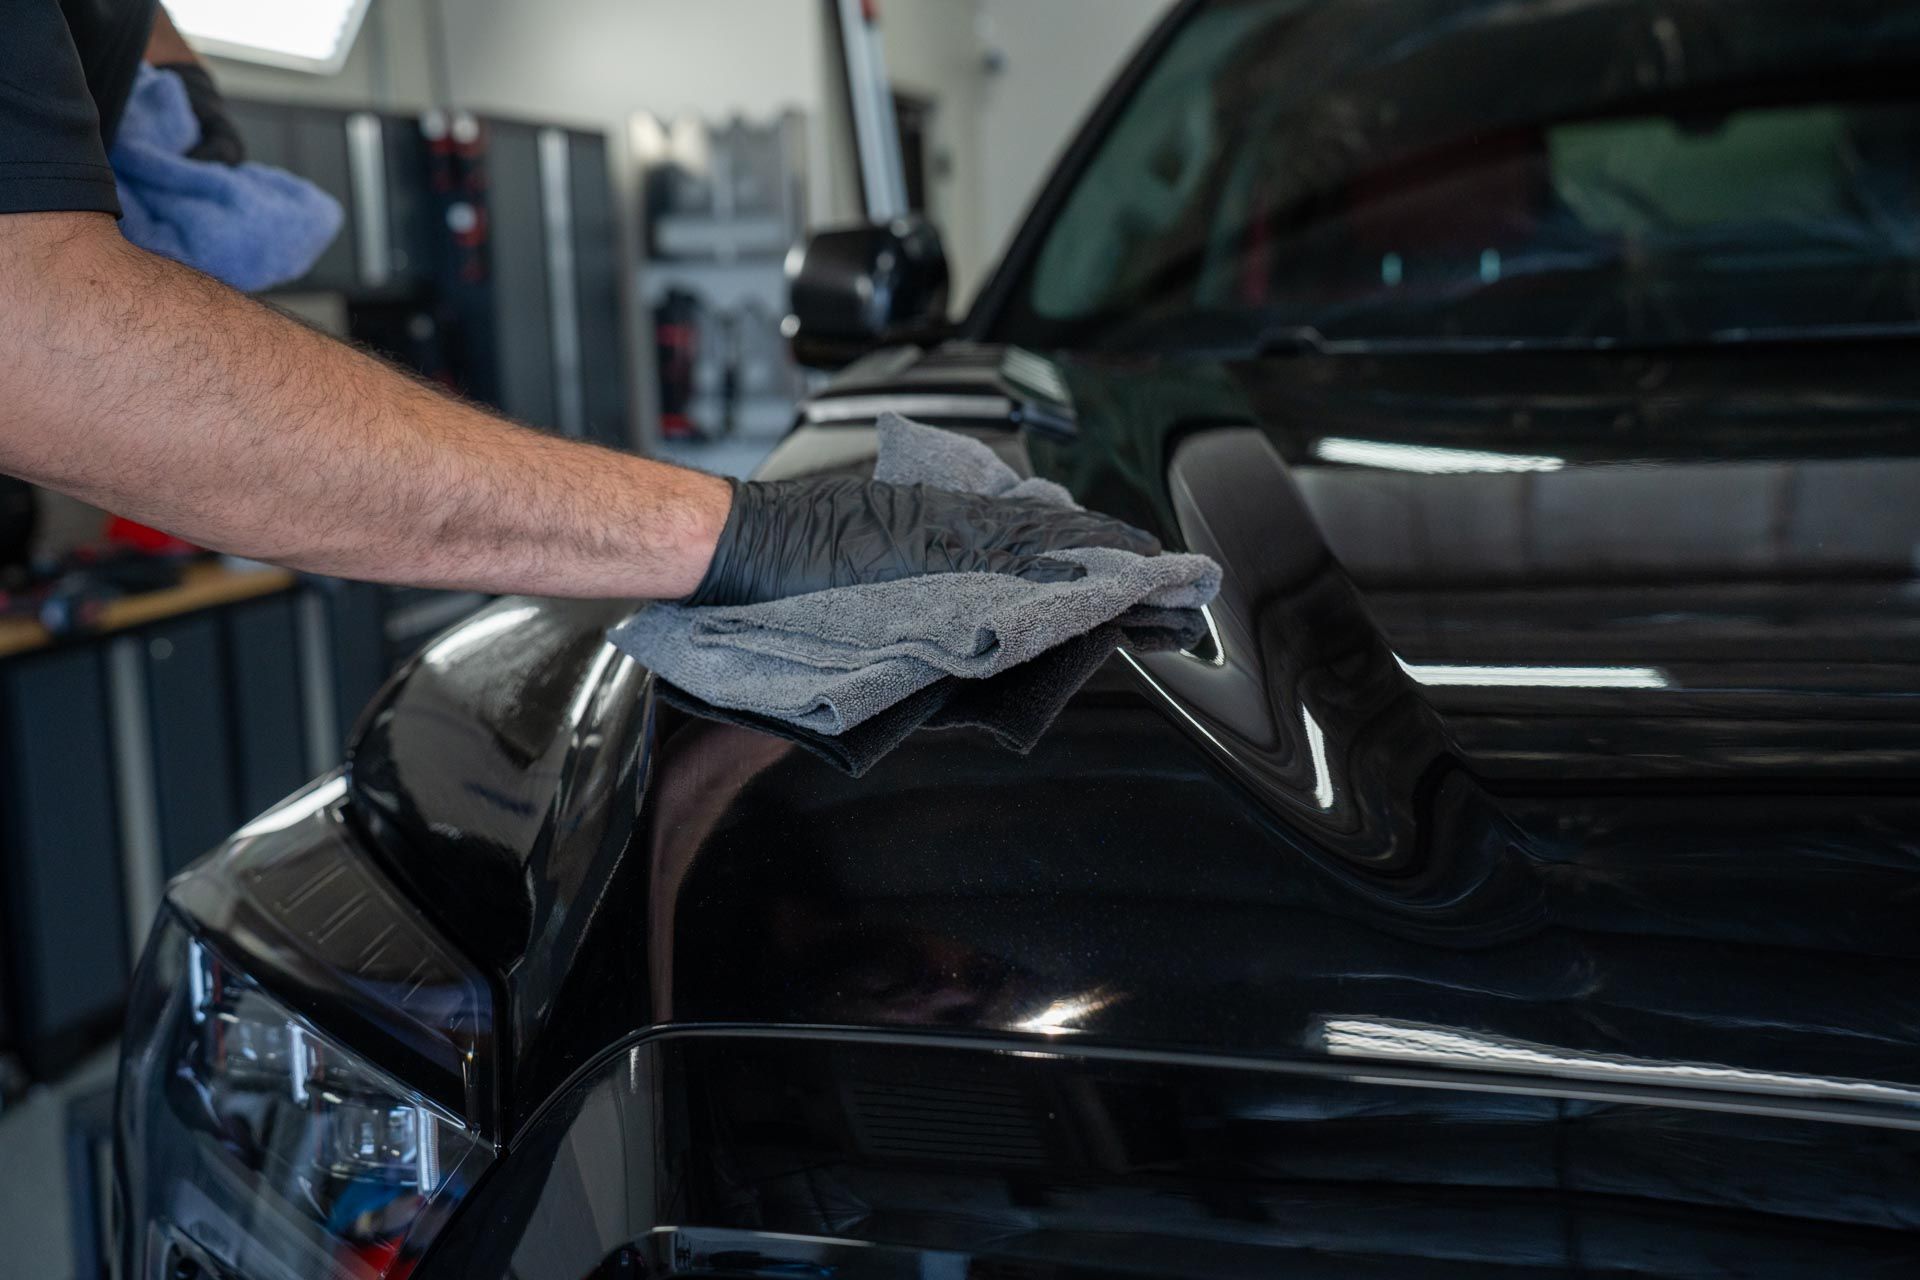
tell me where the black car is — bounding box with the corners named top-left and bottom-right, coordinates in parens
top-left (117, 1), bottom-right (1920, 1276)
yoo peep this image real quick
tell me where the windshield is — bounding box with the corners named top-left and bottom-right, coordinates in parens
top-left (990, 0), bottom-right (1920, 353)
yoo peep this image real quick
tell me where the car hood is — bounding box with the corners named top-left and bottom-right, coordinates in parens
top-left (348, 340), bottom-right (1920, 1136)
top-left (1046, 339), bottom-right (1920, 781)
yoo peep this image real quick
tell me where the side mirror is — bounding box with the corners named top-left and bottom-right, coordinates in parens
top-left (784, 216), bottom-right (951, 370)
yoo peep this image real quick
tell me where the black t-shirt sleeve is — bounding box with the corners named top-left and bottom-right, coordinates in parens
top-left (0, 0), bottom-right (123, 216)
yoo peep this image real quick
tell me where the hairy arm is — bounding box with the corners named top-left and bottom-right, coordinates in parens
top-left (1, 212), bottom-right (731, 598)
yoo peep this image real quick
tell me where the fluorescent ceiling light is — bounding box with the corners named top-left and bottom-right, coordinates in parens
top-left (1312, 437), bottom-right (1565, 474)
top-left (1397, 659), bottom-right (1670, 689)
top-left (1319, 1017), bottom-right (1920, 1108)
top-left (168, 0), bottom-right (373, 74)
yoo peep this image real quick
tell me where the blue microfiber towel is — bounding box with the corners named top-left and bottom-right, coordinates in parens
top-left (611, 413), bottom-right (1223, 736)
top-left (110, 64), bottom-right (343, 292)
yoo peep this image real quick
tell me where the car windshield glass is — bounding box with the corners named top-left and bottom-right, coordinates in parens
top-left (992, 0), bottom-right (1920, 353)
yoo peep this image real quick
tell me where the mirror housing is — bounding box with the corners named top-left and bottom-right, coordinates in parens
top-left (785, 216), bottom-right (951, 370)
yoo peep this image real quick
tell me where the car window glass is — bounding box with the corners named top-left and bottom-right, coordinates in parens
top-left (1000, 2), bottom-right (1920, 353)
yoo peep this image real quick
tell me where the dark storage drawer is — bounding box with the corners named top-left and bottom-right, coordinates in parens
top-left (487, 121), bottom-right (561, 432)
top-left (288, 111), bottom-right (359, 292)
top-left (224, 595), bottom-right (310, 821)
top-left (0, 648), bottom-right (129, 1077)
top-left (143, 615), bottom-right (242, 878)
top-left (228, 101), bottom-right (435, 299)
top-left (230, 104), bottom-right (631, 447)
top-left (570, 130), bottom-right (628, 450)
top-left (0, 571), bottom-right (404, 1084)
top-left (228, 101), bottom-right (357, 294)
top-left (324, 580), bottom-right (390, 748)
top-left (476, 119), bottom-right (629, 446)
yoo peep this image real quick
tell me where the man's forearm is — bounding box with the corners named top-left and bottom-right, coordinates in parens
top-left (1, 213), bottom-right (730, 598)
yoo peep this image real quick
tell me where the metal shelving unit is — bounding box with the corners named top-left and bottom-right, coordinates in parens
top-left (635, 111), bottom-right (812, 476)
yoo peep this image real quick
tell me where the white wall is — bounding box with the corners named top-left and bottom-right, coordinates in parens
top-left (202, 0), bottom-right (1175, 351)
top-left (211, 1), bottom-right (822, 123)
top-left (876, 0), bottom-right (1174, 306)
top-left (209, 0), bottom-right (860, 227)
top-left (437, 0), bottom-right (854, 224)
top-left (877, 0), bottom-right (990, 297)
top-left (972, 0), bottom-right (1174, 285)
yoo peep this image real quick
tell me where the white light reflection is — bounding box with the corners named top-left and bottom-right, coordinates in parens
top-left (420, 603), bottom-right (541, 669)
top-left (565, 641), bottom-right (624, 728)
top-left (1116, 650), bottom-right (1229, 756)
top-left (1177, 602), bottom-right (1225, 668)
top-left (1397, 659), bottom-right (1671, 690)
top-left (289, 1024), bottom-right (311, 1104)
top-left (1320, 1017), bottom-right (1920, 1108)
top-left (1011, 989), bottom-right (1121, 1037)
top-left (234, 774), bottom-right (348, 839)
top-left (1312, 437), bottom-right (1565, 474)
top-left (1300, 703), bottom-right (1334, 810)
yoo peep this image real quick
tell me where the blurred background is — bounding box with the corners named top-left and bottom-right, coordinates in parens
top-left (200, 0), bottom-right (1174, 473)
top-left (0, 2), bottom-right (1171, 1272)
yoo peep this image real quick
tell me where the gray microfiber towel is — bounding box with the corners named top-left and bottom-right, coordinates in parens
top-left (611, 413), bottom-right (1222, 735)
top-left (658, 608), bottom-right (1207, 778)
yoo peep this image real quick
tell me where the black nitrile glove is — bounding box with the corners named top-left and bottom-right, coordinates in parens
top-left (686, 477), bottom-right (1161, 607)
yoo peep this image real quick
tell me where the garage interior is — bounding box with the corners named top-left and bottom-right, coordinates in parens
top-left (18, 1), bottom-right (1920, 1274)
top-left (0, 2), bottom-right (1171, 1272)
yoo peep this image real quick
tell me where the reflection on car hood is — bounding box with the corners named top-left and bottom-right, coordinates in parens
top-left (348, 340), bottom-right (1920, 1136)
top-left (1051, 339), bottom-right (1920, 781)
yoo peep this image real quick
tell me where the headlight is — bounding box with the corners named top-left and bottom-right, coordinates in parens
top-left (116, 777), bottom-right (495, 1280)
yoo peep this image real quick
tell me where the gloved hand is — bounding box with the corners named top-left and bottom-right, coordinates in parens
top-left (686, 476), bottom-right (1161, 607)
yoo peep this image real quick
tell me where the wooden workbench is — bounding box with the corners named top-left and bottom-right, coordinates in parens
top-left (0, 561), bottom-right (297, 660)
